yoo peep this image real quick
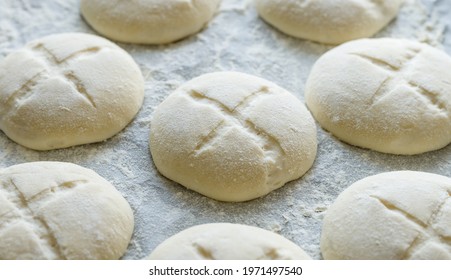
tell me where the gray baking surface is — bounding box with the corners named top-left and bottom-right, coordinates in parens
top-left (0, 0), bottom-right (450, 260)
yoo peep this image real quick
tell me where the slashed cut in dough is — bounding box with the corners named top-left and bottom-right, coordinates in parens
top-left (254, 0), bottom-right (403, 44)
top-left (147, 223), bottom-right (311, 259)
top-left (321, 171), bottom-right (451, 260)
top-left (0, 162), bottom-right (134, 260)
top-left (150, 72), bottom-right (317, 202)
top-left (80, 0), bottom-right (221, 44)
top-left (305, 38), bottom-right (451, 155)
top-left (0, 33), bottom-right (144, 150)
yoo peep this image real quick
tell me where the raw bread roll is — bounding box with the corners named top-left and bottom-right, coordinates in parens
top-left (0, 33), bottom-right (144, 150)
top-left (147, 223), bottom-right (311, 259)
top-left (80, 0), bottom-right (221, 44)
top-left (150, 72), bottom-right (317, 202)
top-left (321, 171), bottom-right (451, 260)
top-left (254, 0), bottom-right (403, 44)
top-left (0, 162), bottom-right (134, 260)
top-left (305, 38), bottom-right (451, 155)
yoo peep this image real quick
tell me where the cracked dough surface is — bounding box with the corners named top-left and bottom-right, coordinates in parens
top-left (305, 38), bottom-right (451, 155)
top-left (80, 0), bottom-right (221, 44)
top-left (321, 171), bottom-right (451, 260)
top-left (254, 0), bottom-right (403, 44)
top-left (147, 223), bottom-right (311, 260)
top-left (149, 71), bottom-right (317, 202)
top-left (0, 161), bottom-right (134, 260)
top-left (0, 32), bottom-right (144, 150)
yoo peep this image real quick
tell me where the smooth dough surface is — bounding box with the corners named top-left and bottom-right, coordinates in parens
top-left (147, 223), bottom-right (311, 260)
top-left (80, 0), bottom-right (221, 44)
top-left (150, 72), bottom-right (317, 202)
top-left (254, 0), bottom-right (403, 44)
top-left (0, 161), bottom-right (134, 260)
top-left (305, 38), bottom-right (451, 155)
top-left (321, 171), bottom-right (451, 260)
top-left (0, 33), bottom-right (144, 150)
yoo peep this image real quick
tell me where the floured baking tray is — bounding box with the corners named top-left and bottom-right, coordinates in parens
top-left (0, 0), bottom-right (450, 259)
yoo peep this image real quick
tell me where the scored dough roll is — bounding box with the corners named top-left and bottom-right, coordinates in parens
top-left (147, 223), bottom-right (311, 260)
top-left (254, 0), bottom-right (403, 44)
top-left (150, 72), bottom-right (317, 202)
top-left (305, 38), bottom-right (451, 155)
top-left (80, 0), bottom-right (221, 44)
top-left (321, 171), bottom-right (451, 260)
top-left (0, 33), bottom-right (144, 150)
top-left (0, 161), bottom-right (134, 260)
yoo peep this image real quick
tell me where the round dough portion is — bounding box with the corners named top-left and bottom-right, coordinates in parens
top-left (150, 72), bottom-right (317, 202)
top-left (80, 0), bottom-right (221, 44)
top-left (305, 38), bottom-right (451, 155)
top-left (321, 171), bottom-right (451, 260)
top-left (0, 33), bottom-right (144, 150)
top-left (0, 161), bottom-right (134, 260)
top-left (147, 223), bottom-right (311, 260)
top-left (254, 0), bottom-right (403, 44)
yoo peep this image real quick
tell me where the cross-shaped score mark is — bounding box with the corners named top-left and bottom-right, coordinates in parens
top-left (371, 192), bottom-right (451, 259)
top-left (350, 48), bottom-right (447, 114)
top-left (3, 43), bottom-right (104, 118)
top-left (31, 43), bottom-right (98, 107)
top-left (0, 177), bottom-right (88, 259)
top-left (186, 88), bottom-right (286, 185)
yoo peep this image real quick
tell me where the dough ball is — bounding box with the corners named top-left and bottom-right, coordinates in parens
top-left (0, 161), bottom-right (134, 260)
top-left (146, 223), bottom-right (311, 259)
top-left (150, 72), bottom-right (317, 202)
top-left (80, 0), bottom-right (221, 44)
top-left (321, 171), bottom-right (451, 260)
top-left (0, 33), bottom-right (144, 150)
top-left (305, 38), bottom-right (451, 155)
top-left (254, 0), bottom-right (403, 44)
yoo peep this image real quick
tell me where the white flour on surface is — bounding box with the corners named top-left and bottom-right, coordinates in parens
top-left (0, 0), bottom-right (450, 259)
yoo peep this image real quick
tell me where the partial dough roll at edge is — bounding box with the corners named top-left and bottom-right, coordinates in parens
top-left (147, 223), bottom-right (312, 260)
top-left (321, 171), bottom-right (451, 260)
top-left (80, 0), bottom-right (221, 44)
top-left (0, 161), bottom-right (134, 260)
top-left (254, 0), bottom-right (404, 44)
